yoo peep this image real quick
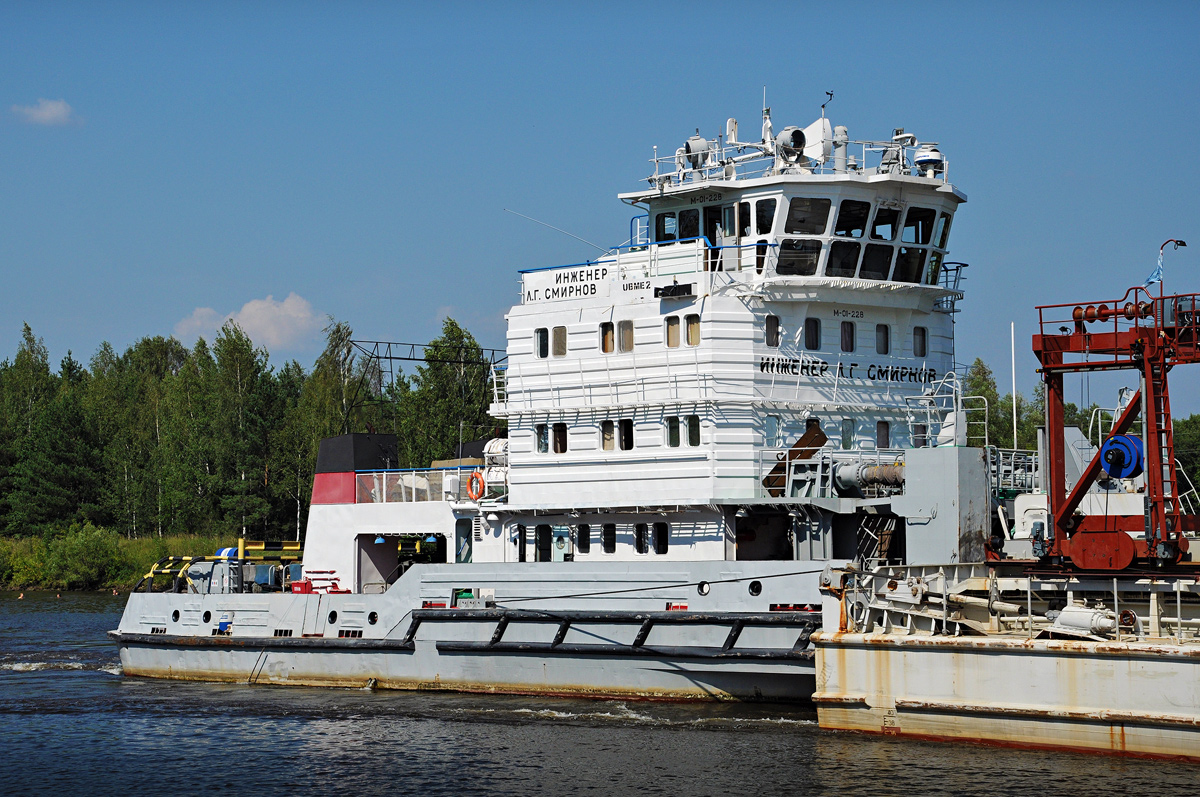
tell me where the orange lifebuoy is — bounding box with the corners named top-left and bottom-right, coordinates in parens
top-left (467, 471), bottom-right (486, 501)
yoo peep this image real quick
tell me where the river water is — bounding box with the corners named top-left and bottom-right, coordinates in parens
top-left (1, 592), bottom-right (1196, 795)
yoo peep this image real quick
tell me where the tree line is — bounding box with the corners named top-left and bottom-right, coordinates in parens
top-left (0, 318), bottom-right (494, 541)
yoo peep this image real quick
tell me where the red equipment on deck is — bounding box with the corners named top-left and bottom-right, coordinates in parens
top-left (1033, 287), bottom-right (1200, 569)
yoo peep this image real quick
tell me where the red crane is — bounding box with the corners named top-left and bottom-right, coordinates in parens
top-left (1033, 286), bottom-right (1200, 569)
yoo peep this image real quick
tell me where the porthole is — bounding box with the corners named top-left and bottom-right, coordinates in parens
top-left (368, 611), bottom-right (378, 625)
top-left (748, 580), bottom-right (762, 597)
top-left (697, 581), bottom-right (711, 596)
top-left (171, 610), bottom-right (180, 623)
top-left (202, 610), bottom-right (211, 624)
top-left (328, 611), bottom-right (338, 625)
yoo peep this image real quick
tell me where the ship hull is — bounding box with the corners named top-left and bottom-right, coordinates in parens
top-left (813, 631), bottom-right (1200, 762)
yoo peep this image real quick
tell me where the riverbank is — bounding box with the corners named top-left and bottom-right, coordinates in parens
top-left (0, 523), bottom-right (226, 590)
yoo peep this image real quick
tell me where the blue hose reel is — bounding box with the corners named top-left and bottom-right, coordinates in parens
top-left (1100, 434), bottom-right (1144, 479)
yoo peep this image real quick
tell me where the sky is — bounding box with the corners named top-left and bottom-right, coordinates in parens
top-left (3, 1), bottom-right (1200, 411)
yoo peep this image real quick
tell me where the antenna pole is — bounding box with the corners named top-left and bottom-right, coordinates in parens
top-left (503, 209), bottom-right (610, 255)
top-left (1011, 321), bottom-right (1018, 448)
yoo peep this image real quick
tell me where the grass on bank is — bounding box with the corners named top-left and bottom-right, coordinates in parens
top-left (0, 524), bottom-right (229, 590)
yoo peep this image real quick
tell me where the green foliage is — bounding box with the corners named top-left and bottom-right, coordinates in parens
top-left (0, 317), bottom-right (496, 557)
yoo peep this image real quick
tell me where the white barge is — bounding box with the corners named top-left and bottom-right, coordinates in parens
top-left (111, 101), bottom-right (1200, 759)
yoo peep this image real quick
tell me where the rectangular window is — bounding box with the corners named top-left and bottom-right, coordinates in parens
top-left (765, 415), bottom-right (781, 447)
top-left (600, 322), bottom-right (614, 353)
top-left (534, 328), bottom-right (549, 359)
top-left (535, 524), bottom-right (552, 562)
top-left (804, 317), bottom-right (821, 350)
top-left (834, 199), bottom-right (870, 238)
top-left (776, 239), bottom-right (821, 276)
top-left (755, 198), bottom-right (777, 235)
top-left (655, 212), bottom-right (677, 244)
top-left (687, 415), bottom-right (701, 447)
top-left (679, 208), bottom-right (700, 240)
top-left (784, 197), bottom-right (831, 235)
top-left (902, 207), bottom-right (937, 245)
top-left (934, 212), bottom-right (953, 249)
top-left (535, 424), bottom-right (549, 454)
top-left (914, 326), bottom-right (928, 358)
top-left (738, 202), bottom-right (751, 237)
top-left (876, 421), bottom-right (890, 450)
top-left (667, 416), bottom-right (680, 448)
top-left (827, 241), bottom-right (860, 278)
top-left (552, 326), bottom-right (567, 357)
top-left (517, 524), bottom-right (527, 562)
top-left (618, 320), bottom-right (634, 352)
top-left (913, 423), bottom-right (928, 448)
top-left (894, 247), bottom-right (927, 283)
top-left (859, 244), bottom-right (893, 280)
top-left (685, 314), bottom-right (700, 346)
top-left (634, 523), bottom-right (648, 554)
top-left (870, 207), bottom-right (900, 241)
top-left (876, 324), bottom-right (890, 355)
top-left (653, 522), bottom-right (669, 555)
top-left (602, 523), bottom-right (616, 554)
top-left (665, 316), bottom-right (680, 348)
top-left (619, 419), bottom-right (634, 450)
top-left (841, 419), bottom-right (854, 451)
top-left (766, 315), bottom-right (781, 347)
top-left (552, 422), bottom-right (567, 454)
top-left (576, 523), bottom-right (591, 555)
top-left (601, 420), bottom-right (615, 451)
top-left (840, 321), bottom-right (856, 353)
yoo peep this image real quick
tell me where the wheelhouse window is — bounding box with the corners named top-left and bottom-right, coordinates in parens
top-left (679, 208), bottom-right (700, 241)
top-left (552, 326), bottom-right (567, 357)
top-left (667, 416), bottom-right (681, 447)
top-left (687, 415), bottom-right (701, 447)
top-left (859, 244), bottom-right (893, 280)
top-left (827, 241), bottom-right (860, 278)
top-left (804, 318), bottom-right (821, 350)
top-left (552, 422), bottom-right (567, 454)
top-left (840, 321), bottom-right (856, 353)
top-left (576, 524), bottom-right (591, 555)
top-left (634, 523), bottom-right (649, 554)
top-left (876, 421), bottom-right (890, 450)
top-left (535, 424), bottom-right (549, 454)
top-left (894, 248), bottom-right (927, 283)
top-left (776, 239), bottom-right (821, 276)
top-left (934, 212), bottom-right (953, 249)
top-left (655, 212), bottom-right (677, 245)
top-left (765, 315), bottom-right (782, 347)
top-left (685, 314), bottom-right (700, 346)
top-left (653, 522), bottom-right (669, 555)
top-left (601, 420), bottom-right (615, 450)
top-left (665, 316), bottom-right (680, 348)
top-left (738, 202), bottom-right (751, 237)
top-left (870, 207), bottom-right (900, 241)
top-left (619, 419), bottom-right (634, 450)
top-left (834, 199), bottom-right (870, 238)
top-left (602, 523), bottom-right (616, 554)
top-left (617, 320), bottom-right (634, 352)
top-left (784, 197), bottom-right (831, 235)
top-left (914, 326), bottom-right (928, 358)
top-left (534, 328), bottom-right (549, 358)
top-left (755, 198), bottom-right (777, 235)
top-left (901, 207), bottom-right (937, 245)
top-left (600, 322), bottom-right (614, 353)
top-left (876, 324), bottom-right (890, 355)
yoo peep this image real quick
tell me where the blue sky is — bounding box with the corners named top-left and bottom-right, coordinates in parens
top-left (3, 1), bottom-right (1199, 410)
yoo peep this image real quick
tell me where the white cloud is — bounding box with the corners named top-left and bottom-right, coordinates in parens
top-left (12, 98), bottom-right (76, 126)
top-left (174, 293), bottom-right (323, 352)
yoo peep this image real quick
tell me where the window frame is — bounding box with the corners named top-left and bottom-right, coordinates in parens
top-left (783, 197), bottom-right (832, 235)
top-left (827, 240), bottom-right (861, 278)
top-left (667, 416), bottom-right (681, 448)
top-left (840, 320), bottom-right (856, 353)
top-left (685, 314), bottom-right (700, 346)
top-left (619, 418), bottom-right (634, 451)
top-left (766, 315), bottom-right (782, 348)
top-left (534, 328), bottom-right (549, 359)
top-left (634, 523), bottom-right (649, 555)
top-left (576, 523), bottom-right (591, 555)
top-left (876, 323), bottom-right (890, 355)
top-left (653, 522), bottom-right (669, 555)
top-left (914, 326), bottom-right (928, 358)
top-left (551, 326), bottom-right (567, 357)
top-left (833, 199), bottom-right (871, 238)
top-left (686, 415), bottom-right (701, 447)
top-left (755, 198), bottom-right (777, 236)
top-left (601, 523), bottom-right (617, 554)
top-left (601, 420), bottom-right (615, 451)
top-left (535, 424), bottom-right (549, 454)
top-left (804, 317), bottom-right (821, 351)
top-left (617, 320), bottom-right (634, 353)
top-left (552, 422), bottom-right (567, 454)
top-left (876, 421), bottom-right (891, 450)
top-left (600, 321), bottom-right (614, 354)
top-left (665, 315), bottom-right (680, 348)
